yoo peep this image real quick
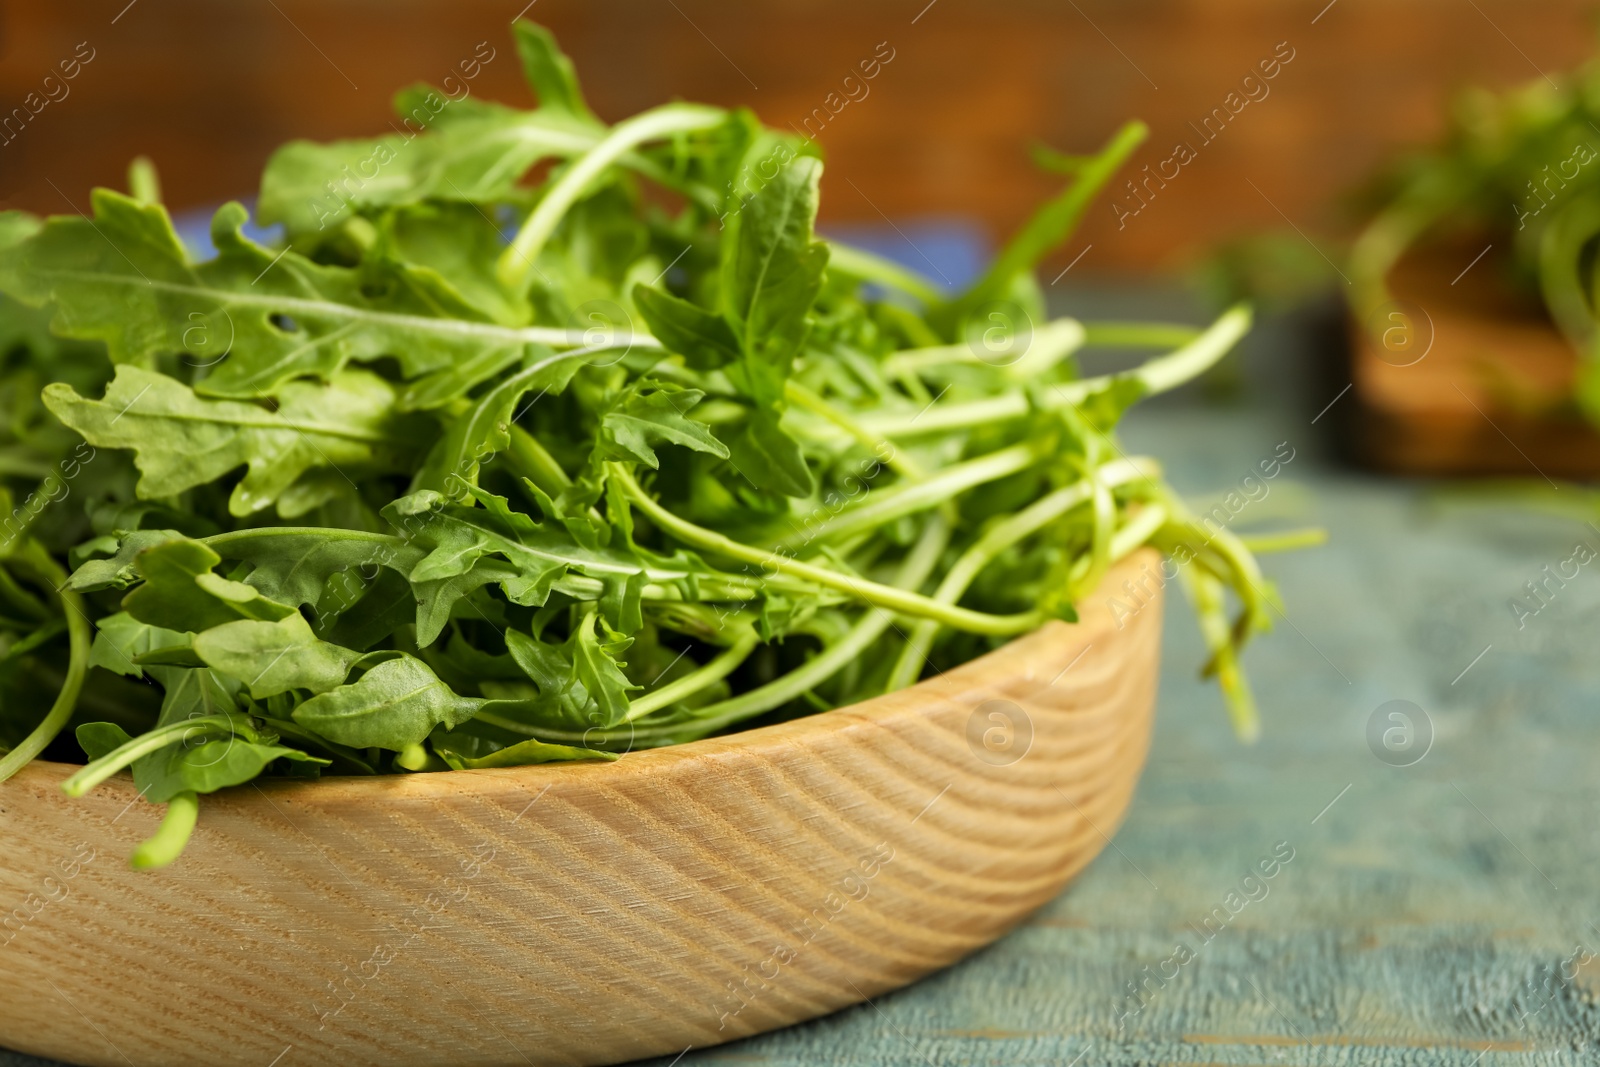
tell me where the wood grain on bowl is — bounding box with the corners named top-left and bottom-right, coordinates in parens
top-left (0, 550), bottom-right (1162, 1067)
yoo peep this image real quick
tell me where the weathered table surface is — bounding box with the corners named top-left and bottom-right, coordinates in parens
top-left (7, 300), bottom-right (1599, 1066)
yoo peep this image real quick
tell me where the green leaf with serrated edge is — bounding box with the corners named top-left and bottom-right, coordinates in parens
top-left (209, 530), bottom-right (425, 609)
top-left (258, 101), bottom-right (603, 234)
top-left (435, 736), bottom-right (615, 770)
top-left (43, 365), bottom-right (420, 516)
top-left (502, 627), bottom-right (585, 724)
top-left (414, 346), bottom-right (586, 499)
top-left (600, 383), bottom-right (729, 468)
top-left (572, 613), bottom-right (635, 727)
top-left (122, 538), bottom-right (296, 633)
top-left (383, 486), bottom-right (666, 610)
top-left (0, 193), bottom-right (546, 401)
top-left (291, 655), bottom-right (479, 750)
top-left (208, 528), bottom-right (499, 647)
top-left (193, 613), bottom-right (362, 698)
top-left (110, 665), bottom-right (311, 803)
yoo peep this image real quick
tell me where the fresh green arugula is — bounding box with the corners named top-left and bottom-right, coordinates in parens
top-left (1348, 44), bottom-right (1600, 420)
top-left (0, 20), bottom-right (1296, 869)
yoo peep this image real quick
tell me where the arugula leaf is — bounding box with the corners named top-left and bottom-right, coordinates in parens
top-left (435, 736), bottom-right (615, 770)
top-left (88, 611), bottom-right (188, 679)
top-left (502, 613), bottom-right (637, 730)
top-left (717, 155), bottom-right (828, 497)
top-left (633, 285), bottom-right (741, 370)
top-left (513, 20), bottom-right (597, 122)
top-left (44, 365), bottom-right (420, 516)
top-left (414, 346), bottom-right (586, 499)
top-left (0, 195), bottom-right (571, 402)
top-left (122, 538), bottom-right (297, 632)
top-left (292, 654), bottom-right (479, 749)
top-left (192, 613), bottom-right (362, 698)
top-left (599, 383), bottom-right (730, 468)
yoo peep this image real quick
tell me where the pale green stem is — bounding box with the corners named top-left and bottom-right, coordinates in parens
top-left (1081, 322), bottom-right (1201, 348)
top-left (772, 442), bottom-right (1046, 552)
top-left (880, 318), bottom-right (1086, 378)
top-left (1238, 528), bottom-right (1328, 554)
top-left (612, 464), bottom-right (1037, 635)
top-left (0, 546), bottom-right (92, 783)
top-left (1107, 502), bottom-right (1170, 560)
top-left (1071, 450), bottom-right (1116, 602)
top-left (623, 632), bottom-right (761, 722)
top-left (634, 515), bottom-right (950, 739)
top-left (884, 460), bottom-right (1155, 691)
top-left (60, 716), bottom-right (243, 797)
top-left (825, 241), bottom-right (943, 304)
top-left (129, 791), bottom-right (199, 870)
top-left (498, 103), bottom-right (726, 290)
top-left (1179, 566), bottom-right (1259, 742)
top-left (128, 157), bottom-right (162, 206)
top-left (784, 380), bottom-right (926, 481)
top-left (861, 305), bottom-right (1253, 439)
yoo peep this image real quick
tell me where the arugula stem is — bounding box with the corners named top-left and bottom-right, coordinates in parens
top-left (128, 791), bottom-right (199, 870)
top-left (1179, 567), bottom-right (1259, 742)
top-left (59, 716), bottom-right (245, 797)
top-left (498, 103), bottom-right (727, 291)
top-left (884, 463), bottom-right (1155, 691)
top-left (506, 424), bottom-right (575, 493)
top-left (944, 120), bottom-right (1149, 325)
top-left (623, 631), bottom-right (760, 722)
top-left (783, 380), bottom-right (927, 481)
top-left (1081, 322), bottom-right (1202, 348)
top-left (613, 463), bottom-right (1039, 635)
top-left (128, 157), bottom-right (162, 207)
top-left (1073, 449), bottom-right (1117, 601)
top-left (1238, 528), bottom-right (1328, 554)
top-left (772, 442), bottom-right (1049, 551)
top-left (879, 319), bottom-right (1086, 378)
top-left (861, 305), bottom-right (1252, 439)
top-left (824, 241), bottom-right (944, 304)
top-left (0, 562), bottom-right (53, 622)
top-left (0, 544), bottom-right (92, 783)
top-left (624, 516), bottom-right (951, 743)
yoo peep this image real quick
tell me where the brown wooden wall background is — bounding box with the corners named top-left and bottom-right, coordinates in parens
top-left (1, 0), bottom-right (1595, 274)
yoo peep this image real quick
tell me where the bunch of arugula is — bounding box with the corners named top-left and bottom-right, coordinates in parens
top-left (0, 21), bottom-right (1287, 869)
top-left (1350, 41), bottom-right (1600, 420)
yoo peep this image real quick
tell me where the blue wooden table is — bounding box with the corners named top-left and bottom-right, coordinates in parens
top-left (7, 297), bottom-right (1600, 1066)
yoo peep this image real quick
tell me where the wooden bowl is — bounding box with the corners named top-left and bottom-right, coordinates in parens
top-left (1343, 251), bottom-right (1600, 477)
top-left (0, 550), bottom-right (1163, 1067)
